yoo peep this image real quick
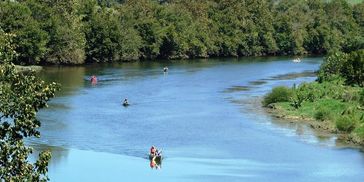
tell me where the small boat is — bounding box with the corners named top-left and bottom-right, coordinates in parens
top-left (122, 98), bottom-right (129, 107)
top-left (149, 154), bottom-right (162, 164)
top-left (90, 75), bottom-right (98, 84)
top-left (293, 58), bottom-right (301, 63)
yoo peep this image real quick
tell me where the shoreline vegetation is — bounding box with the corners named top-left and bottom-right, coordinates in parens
top-left (0, 0), bottom-right (364, 65)
top-left (263, 49), bottom-right (364, 146)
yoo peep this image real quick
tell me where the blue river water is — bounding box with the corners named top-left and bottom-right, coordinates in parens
top-left (30, 57), bottom-right (364, 182)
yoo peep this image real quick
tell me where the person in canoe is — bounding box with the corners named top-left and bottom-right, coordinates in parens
top-left (150, 146), bottom-right (156, 156)
top-left (149, 146), bottom-right (162, 169)
top-left (90, 75), bottom-right (97, 84)
top-left (123, 98), bottom-right (129, 106)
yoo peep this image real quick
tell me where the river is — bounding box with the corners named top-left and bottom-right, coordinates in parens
top-left (30, 57), bottom-right (364, 182)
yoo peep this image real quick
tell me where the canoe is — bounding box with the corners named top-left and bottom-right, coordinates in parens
top-left (149, 154), bottom-right (162, 164)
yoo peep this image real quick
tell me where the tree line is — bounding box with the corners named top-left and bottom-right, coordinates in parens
top-left (0, 0), bottom-right (363, 65)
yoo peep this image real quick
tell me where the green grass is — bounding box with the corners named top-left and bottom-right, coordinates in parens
top-left (274, 98), bottom-right (364, 142)
top-left (326, 0), bottom-right (364, 4)
top-left (275, 99), bottom-right (349, 121)
top-left (348, 0), bottom-right (363, 4)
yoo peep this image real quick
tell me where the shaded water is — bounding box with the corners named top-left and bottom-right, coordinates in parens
top-left (31, 57), bottom-right (364, 181)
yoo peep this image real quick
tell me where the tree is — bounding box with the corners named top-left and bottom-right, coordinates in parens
top-left (0, 31), bottom-right (58, 181)
top-left (317, 51), bottom-right (348, 82)
top-left (0, 1), bottom-right (49, 65)
top-left (318, 49), bottom-right (364, 86)
top-left (0, 30), bottom-right (18, 64)
top-left (342, 49), bottom-right (364, 86)
top-left (84, 5), bottom-right (141, 62)
top-left (43, 0), bottom-right (86, 64)
top-left (119, 0), bottom-right (165, 59)
top-left (1, 0), bottom-right (364, 64)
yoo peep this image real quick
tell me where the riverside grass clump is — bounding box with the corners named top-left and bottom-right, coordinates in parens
top-left (314, 107), bottom-right (332, 121)
top-left (262, 86), bottom-right (293, 107)
top-left (336, 115), bottom-right (359, 132)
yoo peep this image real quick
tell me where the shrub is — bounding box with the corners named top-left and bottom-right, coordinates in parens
top-left (263, 86), bottom-right (293, 106)
top-left (341, 90), bottom-right (360, 102)
top-left (336, 115), bottom-right (358, 132)
top-left (318, 50), bottom-right (364, 86)
top-left (290, 91), bottom-right (305, 109)
top-left (314, 108), bottom-right (331, 121)
top-left (317, 52), bottom-right (347, 82)
top-left (342, 49), bottom-right (364, 86)
top-left (354, 124), bottom-right (364, 139)
top-left (341, 106), bottom-right (355, 115)
top-left (359, 89), bottom-right (364, 106)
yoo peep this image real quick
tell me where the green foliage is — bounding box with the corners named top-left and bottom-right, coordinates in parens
top-left (45, 1), bottom-right (86, 64)
top-left (0, 63), bottom-right (59, 181)
top-left (354, 123), bottom-right (364, 138)
top-left (0, 30), bottom-right (18, 63)
top-left (336, 115), bottom-right (358, 132)
top-left (318, 49), bottom-right (364, 86)
top-left (0, 0), bottom-right (363, 64)
top-left (314, 107), bottom-right (332, 121)
top-left (0, 33), bottom-right (58, 180)
top-left (84, 6), bottom-right (141, 62)
top-left (317, 52), bottom-right (348, 82)
top-left (0, 1), bottom-right (49, 65)
top-left (353, 2), bottom-right (364, 28)
top-left (341, 88), bottom-right (361, 102)
top-left (342, 49), bottom-right (364, 86)
top-left (267, 78), bottom-right (364, 141)
top-left (263, 86), bottom-right (293, 106)
top-left (359, 89), bottom-right (364, 106)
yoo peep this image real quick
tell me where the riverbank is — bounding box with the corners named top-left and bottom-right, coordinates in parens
top-left (263, 95), bottom-right (364, 146)
top-left (262, 50), bottom-right (364, 147)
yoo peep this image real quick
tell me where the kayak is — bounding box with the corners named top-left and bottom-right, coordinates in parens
top-left (149, 154), bottom-right (162, 164)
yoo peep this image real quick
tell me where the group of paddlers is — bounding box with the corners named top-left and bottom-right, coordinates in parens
top-left (90, 69), bottom-right (166, 168)
top-left (90, 66), bottom-right (169, 107)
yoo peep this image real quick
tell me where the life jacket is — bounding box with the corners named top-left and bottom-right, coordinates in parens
top-left (150, 160), bottom-right (156, 168)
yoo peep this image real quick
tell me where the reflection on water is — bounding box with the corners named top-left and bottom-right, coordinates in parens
top-left (38, 66), bottom-right (86, 96)
top-left (29, 142), bottom-right (69, 169)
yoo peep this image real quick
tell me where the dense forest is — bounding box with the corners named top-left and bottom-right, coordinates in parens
top-left (0, 0), bottom-right (363, 65)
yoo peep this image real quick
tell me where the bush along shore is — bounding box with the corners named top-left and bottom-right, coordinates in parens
top-left (263, 49), bottom-right (364, 145)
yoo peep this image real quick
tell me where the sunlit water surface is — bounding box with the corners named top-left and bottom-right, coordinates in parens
top-left (30, 57), bottom-right (364, 182)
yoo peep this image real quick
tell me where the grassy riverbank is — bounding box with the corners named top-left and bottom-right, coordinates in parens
top-left (264, 83), bottom-right (364, 145)
top-left (263, 50), bottom-right (364, 145)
